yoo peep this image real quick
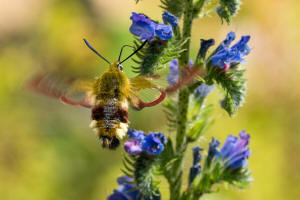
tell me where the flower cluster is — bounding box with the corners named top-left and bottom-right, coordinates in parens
top-left (124, 129), bottom-right (167, 155)
top-left (208, 130), bottom-right (251, 170)
top-left (211, 32), bottom-right (251, 69)
top-left (108, 176), bottom-right (160, 200)
top-left (130, 12), bottom-right (178, 41)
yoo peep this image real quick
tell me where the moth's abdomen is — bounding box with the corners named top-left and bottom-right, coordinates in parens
top-left (89, 99), bottom-right (129, 149)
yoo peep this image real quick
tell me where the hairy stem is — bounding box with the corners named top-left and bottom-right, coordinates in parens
top-left (169, 0), bottom-right (194, 200)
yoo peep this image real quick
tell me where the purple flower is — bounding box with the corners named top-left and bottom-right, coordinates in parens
top-left (108, 176), bottom-right (161, 200)
top-left (124, 130), bottom-right (166, 156)
top-left (194, 83), bottom-right (214, 98)
top-left (124, 141), bottom-right (142, 155)
top-left (220, 130), bottom-right (251, 170)
top-left (211, 32), bottom-right (251, 69)
top-left (162, 12), bottom-right (178, 27)
top-left (129, 12), bottom-right (156, 41)
top-left (167, 59), bottom-right (179, 85)
top-left (155, 24), bottom-right (173, 40)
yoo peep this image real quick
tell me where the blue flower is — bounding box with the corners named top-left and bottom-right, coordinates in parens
top-left (207, 131), bottom-right (251, 170)
top-left (189, 147), bottom-right (203, 185)
top-left (166, 59), bottom-right (179, 85)
top-left (130, 12), bottom-right (156, 41)
top-left (124, 130), bottom-right (166, 156)
top-left (211, 32), bottom-right (251, 69)
top-left (199, 39), bottom-right (215, 58)
top-left (207, 137), bottom-right (220, 161)
top-left (141, 132), bottom-right (166, 155)
top-left (166, 59), bottom-right (194, 85)
top-left (162, 12), bottom-right (178, 27)
top-left (155, 24), bottom-right (173, 40)
top-left (108, 176), bottom-right (161, 200)
top-left (127, 129), bottom-right (146, 141)
top-left (189, 165), bottom-right (201, 185)
top-left (219, 31), bottom-right (236, 50)
top-left (220, 130), bottom-right (251, 170)
top-left (194, 83), bottom-right (214, 98)
top-left (192, 147), bottom-right (203, 165)
top-left (129, 12), bottom-right (173, 41)
top-left (108, 176), bottom-right (138, 200)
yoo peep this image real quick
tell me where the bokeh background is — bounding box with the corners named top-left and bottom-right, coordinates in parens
top-left (1, 0), bottom-right (300, 199)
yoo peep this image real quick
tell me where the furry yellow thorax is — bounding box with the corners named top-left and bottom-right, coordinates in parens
top-left (94, 62), bottom-right (131, 101)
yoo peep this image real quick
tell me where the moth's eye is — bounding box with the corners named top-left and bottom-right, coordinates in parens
top-left (118, 64), bottom-right (123, 71)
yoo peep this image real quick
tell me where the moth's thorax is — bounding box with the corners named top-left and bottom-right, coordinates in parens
top-left (93, 62), bottom-right (130, 101)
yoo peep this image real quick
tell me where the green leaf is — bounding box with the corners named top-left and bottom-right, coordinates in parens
top-left (216, 0), bottom-right (242, 24)
top-left (160, 0), bottom-right (184, 18)
top-left (206, 65), bottom-right (246, 116)
top-left (132, 37), bottom-right (186, 75)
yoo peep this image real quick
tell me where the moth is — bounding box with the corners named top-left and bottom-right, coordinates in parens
top-left (28, 39), bottom-right (202, 149)
top-left (28, 39), bottom-right (167, 149)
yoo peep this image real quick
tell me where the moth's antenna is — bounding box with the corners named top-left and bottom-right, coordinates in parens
top-left (120, 40), bottom-right (147, 64)
top-left (83, 39), bottom-right (111, 65)
top-left (118, 45), bottom-right (135, 62)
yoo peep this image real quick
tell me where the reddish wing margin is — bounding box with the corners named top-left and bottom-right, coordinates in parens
top-left (26, 73), bottom-right (95, 108)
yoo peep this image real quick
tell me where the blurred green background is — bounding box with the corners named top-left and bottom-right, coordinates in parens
top-left (1, 0), bottom-right (300, 199)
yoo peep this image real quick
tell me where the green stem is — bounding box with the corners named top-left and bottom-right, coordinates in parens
top-left (169, 0), bottom-right (194, 200)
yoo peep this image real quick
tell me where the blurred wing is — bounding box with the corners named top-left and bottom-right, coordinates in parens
top-left (129, 75), bottom-right (166, 110)
top-left (27, 73), bottom-right (96, 108)
top-left (128, 65), bottom-right (205, 110)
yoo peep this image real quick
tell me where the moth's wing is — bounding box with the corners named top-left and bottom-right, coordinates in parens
top-left (129, 75), bottom-right (166, 110)
top-left (27, 73), bottom-right (96, 108)
top-left (128, 65), bottom-right (205, 110)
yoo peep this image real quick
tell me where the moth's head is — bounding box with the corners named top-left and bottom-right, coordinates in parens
top-left (109, 61), bottom-right (123, 71)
